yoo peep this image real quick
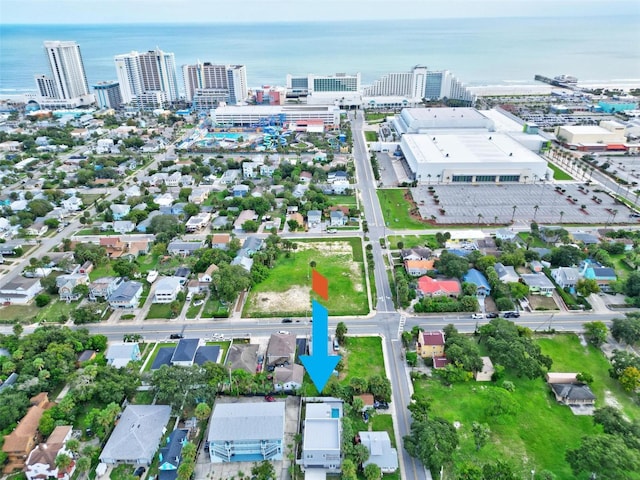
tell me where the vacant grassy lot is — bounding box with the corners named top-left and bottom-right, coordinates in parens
top-left (548, 162), bottom-right (574, 181)
top-left (413, 334), bottom-right (639, 479)
top-left (517, 232), bottom-right (547, 248)
top-left (244, 238), bottom-right (368, 317)
top-left (327, 194), bottom-right (357, 206)
top-left (377, 189), bottom-right (431, 230)
top-left (0, 304), bottom-right (40, 324)
top-left (145, 300), bottom-right (185, 320)
top-left (387, 234), bottom-right (439, 249)
top-left (36, 299), bottom-right (80, 323)
top-left (89, 263), bottom-right (116, 281)
top-left (185, 300), bottom-right (204, 319)
top-left (200, 296), bottom-right (229, 318)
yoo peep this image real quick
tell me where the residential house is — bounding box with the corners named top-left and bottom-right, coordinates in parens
top-left (78, 261), bottom-right (93, 274)
top-left (299, 171), bottom-right (313, 183)
top-left (0, 277), bottom-right (43, 305)
top-left (198, 264), bottom-right (218, 283)
top-left (158, 429), bottom-right (189, 480)
top-left (170, 339), bottom-right (201, 367)
top-left (2, 393), bottom-right (52, 473)
top-left (273, 364), bottom-right (304, 392)
top-left (495, 228), bottom-right (517, 241)
top-left (551, 267), bottom-right (581, 292)
top-left (136, 211), bottom-right (161, 233)
top-left (494, 263), bottom-right (519, 283)
top-left (77, 350), bottom-right (97, 365)
top-left (99, 405), bottom-right (172, 466)
top-left (160, 202), bottom-right (185, 216)
top-left (174, 267), bottom-right (190, 284)
top-left (356, 393), bottom-right (375, 412)
top-left (208, 402), bottom-right (285, 463)
top-left (108, 280), bottom-right (143, 309)
top-left (404, 259), bottom-right (435, 277)
top-left (359, 431), bottom-right (398, 474)
top-left (0, 217), bottom-right (10, 232)
top-left (188, 187), bottom-right (210, 204)
top-left (266, 332), bottom-right (296, 368)
top-left (232, 184), bottom-right (249, 198)
top-left (127, 239), bottom-right (150, 257)
top-left (110, 204), bottom-right (131, 220)
top-left (579, 260), bottom-right (617, 292)
top-left (219, 169), bottom-right (240, 185)
top-left (292, 184), bottom-right (307, 198)
top-left (153, 277), bottom-right (182, 303)
top-left (56, 273), bottom-right (89, 301)
top-left (113, 220), bottom-right (135, 234)
top-left (329, 210), bottom-right (346, 227)
top-left (572, 232), bottom-right (600, 245)
top-left (529, 260), bottom-right (544, 273)
top-left (300, 400), bottom-right (343, 472)
top-left (165, 172), bottom-right (182, 187)
top-left (61, 196), bottom-right (82, 212)
top-left (185, 212), bottom-right (211, 232)
top-left (417, 276), bottom-right (461, 298)
top-left (242, 161), bottom-right (262, 179)
top-left (463, 268), bottom-right (491, 297)
top-left (24, 426), bottom-right (75, 480)
top-left (327, 171), bottom-right (348, 183)
top-left (154, 193), bottom-right (175, 207)
top-left (211, 216), bottom-right (229, 230)
top-left (520, 273), bottom-right (555, 296)
top-left (231, 255), bottom-right (253, 271)
top-left (260, 164), bottom-right (276, 177)
top-left (233, 210), bottom-right (258, 231)
top-left (167, 240), bottom-right (204, 257)
top-left (186, 279), bottom-right (207, 295)
top-left (242, 236), bottom-right (263, 255)
top-left (549, 383), bottom-right (596, 407)
top-left (25, 219), bottom-right (48, 237)
top-left (307, 210), bottom-right (322, 227)
top-left (124, 185), bottom-right (141, 198)
top-left (400, 248), bottom-right (432, 261)
top-left (211, 233), bottom-right (230, 250)
top-left (105, 342), bottom-right (141, 368)
top-left (416, 331), bottom-right (445, 359)
top-left (89, 277), bottom-right (122, 301)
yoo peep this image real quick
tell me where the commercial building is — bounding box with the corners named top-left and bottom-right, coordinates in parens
top-left (400, 132), bottom-right (549, 184)
top-left (286, 73), bottom-right (360, 97)
top-left (115, 49), bottom-right (179, 108)
top-left (424, 70), bottom-right (475, 104)
top-left (183, 62), bottom-right (248, 109)
top-left (393, 107), bottom-right (494, 134)
top-left (93, 81), bottom-right (123, 109)
top-left (211, 104), bottom-right (341, 127)
top-left (555, 120), bottom-right (628, 152)
top-left (363, 65), bottom-right (427, 98)
top-left (207, 402), bottom-right (285, 463)
top-left (33, 41), bottom-right (95, 108)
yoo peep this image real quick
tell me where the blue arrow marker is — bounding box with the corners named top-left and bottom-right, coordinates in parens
top-left (300, 300), bottom-right (341, 392)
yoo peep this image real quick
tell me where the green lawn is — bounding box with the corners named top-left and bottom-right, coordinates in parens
top-left (110, 464), bottom-right (134, 480)
top-left (200, 296), bottom-right (229, 318)
top-left (387, 234), bottom-right (439, 249)
top-left (244, 238), bottom-right (368, 317)
top-left (365, 112), bottom-right (390, 122)
top-left (0, 304), bottom-right (40, 324)
top-left (343, 336), bottom-right (385, 382)
top-left (327, 195), bottom-right (357, 206)
top-left (412, 334), bottom-right (640, 479)
top-left (185, 300), bottom-right (204, 319)
top-left (137, 254), bottom-right (161, 273)
top-left (377, 189), bottom-right (431, 230)
top-left (78, 193), bottom-right (103, 206)
top-left (548, 162), bottom-right (574, 181)
top-left (517, 232), bottom-right (548, 248)
top-left (89, 263), bottom-right (116, 281)
top-left (365, 131), bottom-right (379, 142)
top-left (36, 299), bottom-right (80, 323)
top-left (131, 389), bottom-right (155, 404)
top-left (145, 300), bottom-right (185, 320)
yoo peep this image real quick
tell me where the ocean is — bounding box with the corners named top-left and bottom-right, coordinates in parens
top-left (1, 15), bottom-right (639, 95)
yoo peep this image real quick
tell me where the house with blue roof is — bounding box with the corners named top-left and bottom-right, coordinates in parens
top-left (158, 429), bottom-right (189, 480)
top-left (579, 259), bottom-right (617, 292)
top-left (463, 268), bottom-right (491, 297)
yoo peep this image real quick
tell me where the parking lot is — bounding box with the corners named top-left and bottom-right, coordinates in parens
top-left (411, 183), bottom-right (638, 225)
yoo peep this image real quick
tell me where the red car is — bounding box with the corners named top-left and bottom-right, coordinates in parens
top-left (265, 395), bottom-right (275, 402)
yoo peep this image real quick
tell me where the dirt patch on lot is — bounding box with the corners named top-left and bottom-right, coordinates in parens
top-left (251, 285), bottom-right (311, 314)
top-left (528, 295), bottom-right (559, 311)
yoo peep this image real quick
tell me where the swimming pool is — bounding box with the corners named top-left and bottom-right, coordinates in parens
top-left (205, 132), bottom-right (244, 141)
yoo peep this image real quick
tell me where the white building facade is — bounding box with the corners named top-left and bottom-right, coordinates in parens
top-left (115, 49), bottom-right (179, 107)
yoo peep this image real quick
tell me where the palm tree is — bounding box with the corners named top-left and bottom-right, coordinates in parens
top-left (427, 174), bottom-right (431, 185)
top-left (533, 205), bottom-right (539, 221)
top-left (559, 211), bottom-right (565, 224)
top-left (611, 209), bottom-right (619, 224)
top-left (511, 205), bottom-right (518, 223)
top-left (308, 260), bottom-right (316, 279)
top-left (55, 454), bottom-right (73, 473)
top-left (494, 215), bottom-right (499, 225)
top-left (477, 213), bottom-right (484, 225)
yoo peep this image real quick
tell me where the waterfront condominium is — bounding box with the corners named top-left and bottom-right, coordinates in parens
top-left (424, 70), bottom-right (475, 105)
top-left (114, 48), bottom-right (179, 109)
top-left (363, 65), bottom-right (427, 99)
top-left (286, 73), bottom-right (361, 97)
top-left (92, 81), bottom-right (123, 109)
top-left (182, 62), bottom-right (248, 110)
top-left (34, 41), bottom-right (94, 107)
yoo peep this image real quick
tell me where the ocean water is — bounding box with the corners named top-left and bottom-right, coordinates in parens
top-left (1, 15), bottom-right (639, 95)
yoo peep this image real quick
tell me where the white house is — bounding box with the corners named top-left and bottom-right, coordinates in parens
top-left (113, 220), bottom-right (135, 234)
top-left (0, 277), bottom-right (43, 305)
top-left (106, 342), bottom-right (141, 368)
top-left (24, 426), bottom-right (75, 480)
top-left (153, 277), bottom-right (182, 303)
top-left (61, 196), bottom-right (83, 212)
top-left (359, 431), bottom-right (398, 474)
top-left (552, 267), bottom-right (581, 291)
top-left (273, 364), bottom-right (304, 392)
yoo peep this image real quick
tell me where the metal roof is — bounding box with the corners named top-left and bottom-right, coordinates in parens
top-left (207, 402), bottom-right (285, 442)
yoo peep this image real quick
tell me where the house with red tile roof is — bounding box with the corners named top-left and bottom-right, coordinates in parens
top-left (417, 276), bottom-right (461, 298)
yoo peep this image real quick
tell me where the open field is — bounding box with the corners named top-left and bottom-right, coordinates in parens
top-left (412, 334), bottom-right (639, 479)
top-left (517, 232), bottom-right (547, 248)
top-left (387, 234), bottom-right (439, 250)
top-left (243, 238), bottom-right (368, 317)
top-left (36, 299), bottom-right (80, 323)
top-left (327, 194), bottom-right (357, 206)
top-left (0, 304), bottom-right (40, 324)
top-left (145, 299), bottom-right (185, 320)
top-left (377, 189), bottom-right (431, 230)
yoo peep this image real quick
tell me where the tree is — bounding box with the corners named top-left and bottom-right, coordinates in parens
top-left (72, 305), bottom-right (102, 324)
top-left (611, 313), bottom-right (640, 345)
top-left (212, 264), bottom-right (252, 303)
top-left (481, 460), bottom-right (519, 480)
top-left (35, 293), bottom-right (51, 307)
top-left (363, 463), bottom-right (381, 480)
top-left (508, 282), bottom-right (529, 300)
top-left (576, 372), bottom-right (594, 384)
top-left (242, 219), bottom-right (259, 232)
top-left (75, 456), bottom-right (91, 475)
top-left (404, 416), bottom-right (459, 472)
top-left (609, 349), bottom-right (640, 379)
top-left (349, 376), bottom-right (368, 395)
top-left (583, 321), bottom-right (608, 347)
top-left (352, 443), bottom-right (370, 466)
top-left (566, 434), bottom-right (640, 480)
top-left (576, 278), bottom-right (600, 296)
top-left (147, 214), bottom-right (184, 243)
top-left (471, 421), bottom-right (490, 451)
top-left (548, 245), bottom-right (586, 267)
top-left (28, 198), bottom-right (54, 218)
top-left (619, 366), bottom-right (640, 392)
top-left (251, 460), bottom-right (276, 480)
top-left (194, 402), bottom-right (211, 421)
top-left (336, 322), bottom-right (348, 345)
top-left (72, 283), bottom-right (89, 298)
top-left (341, 459), bottom-right (357, 480)
top-left (624, 271), bottom-right (640, 306)
top-left (434, 251), bottom-right (469, 280)
top-left (368, 375), bottom-right (391, 402)
top-left (182, 202), bottom-right (200, 218)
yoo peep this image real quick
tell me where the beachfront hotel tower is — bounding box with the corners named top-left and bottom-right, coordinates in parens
top-left (114, 48), bottom-right (179, 109)
top-left (182, 62), bottom-right (248, 110)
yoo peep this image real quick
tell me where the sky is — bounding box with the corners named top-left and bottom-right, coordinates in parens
top-left (3, 0), bottom-right (639, 24)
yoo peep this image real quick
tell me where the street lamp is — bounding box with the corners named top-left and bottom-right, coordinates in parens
top-left (531, 470), bottom-right (535, 480)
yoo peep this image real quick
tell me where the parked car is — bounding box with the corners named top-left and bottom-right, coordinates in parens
top-left (362, 411), bottom-right (369, 422)
top-left (169, 333), bottom-right (184, 339)
top-left (193, 299), bottom-right (205, 306)
top-left (471, 313), bottom-right (484, 319)
top-left (485, 312), bottom-right (499, 318)
top-left (265, 395), bottom-right (275, 402)
top-left (134, 467), bottom-right (146, 477)
top-left (374, 401), bottom-right (389, 410)
top-left (278, 330), bottom-right (290, 335)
